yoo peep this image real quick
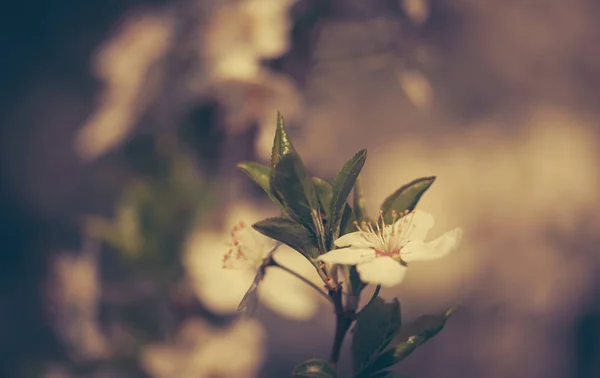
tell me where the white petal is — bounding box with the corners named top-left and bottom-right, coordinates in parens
top-left (236, 226), bottom-right (277, 262)
top-left (401, 227), bottom-right (463, 262)
top-left (195, 269), bottom-right (256, 314)
top-left (334, 231), bottom-right (373, 248)
top-left (395, 209), bottom-right (435, 241)
top-left (258, 268), bottom-right (318, 321)
top-left (317, 247), bottom-right (376, 265)
top-left (356, 257), bottom-right (408, 287)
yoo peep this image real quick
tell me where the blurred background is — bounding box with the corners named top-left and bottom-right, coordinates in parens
top-left (2, 0), bottom-right (600, 377)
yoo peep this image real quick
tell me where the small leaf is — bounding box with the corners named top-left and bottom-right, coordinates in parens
top-left (352, 298), bottom-right (402, 377)
top-left (340, 204), bottom-right (357, 235)
top-left (313, 177), bottom-right (333, 222)
top-left (253, 217), bottom-right (319, 259)
top-left (237, 161), bottom-right (285, 211)
top-left (237, 161), bottom-right (270, 192)
top-left (270, 154), bottom-right (324, 250)
top-left (330, 150), bottom-right (368, 245)
top-left (271, 112), bottom-right (296, 169)
top-left (368, 371), bottom-right (411, 378)
top-left (353, 176), bottom-right (368, 223)
top-left (292, 359), bottom-right (337, 378)
top-left (369, 310), bottom-right (454, 373)
top-left (237, 268), bottom-right (265, 315)
top-left (379, 177), bottom-right (435, 224)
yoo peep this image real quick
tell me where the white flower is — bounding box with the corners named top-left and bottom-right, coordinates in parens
top-left (141, 317), bottom-right (265, 378)
top-left (318, 210), bottom-right (463, 287)
top-left (48, 240), bottom-right (111, 360)
top-left (75, 12), bottom-right (174, 160)
top-left (184, 204), bottom-right (320, 320)
top-left (201, 0), bottom-right (295, 83)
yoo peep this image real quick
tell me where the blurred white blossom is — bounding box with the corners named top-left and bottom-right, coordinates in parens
top-left (75, 12), bottom-right (174, 160)
top-left (47, 241), bottom-right (110, 361)
top-left (401, 0), bottom-right (430, 25)
top-left (201, 0), bottom-right (295, 82)
top-left (397, 68), bottom-right (433, 109)
top-left (193, 0), bottom-right (303, 137)
top-left (141, 317), bottom-right (265, 378)
top-left (184, 203), bottom-right (320, 320)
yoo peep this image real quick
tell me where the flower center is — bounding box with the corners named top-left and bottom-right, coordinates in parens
top-left (354, 209), bottom-right (413, 252)
top-left (375, 248), bottom-right (400, 257)
top-left (222, 221), bottom-right (250, 269)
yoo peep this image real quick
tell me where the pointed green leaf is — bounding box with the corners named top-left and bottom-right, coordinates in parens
top-left (292, 359), bottom-right (337, 378)
top-left (330, 150), bottom-right (367, 245)
top-left (253, 217), bottom-right (319, 259)
top-left (237, 161), bottom-right (286, 211)
top-left (368, 309), bottom-right (454, 374)
top-left (237, 161), bottom-right (270, 192)
top-left (313, 177), bottom-right (333, 222)
top-left (270, 154), bottom-right (324, 248)
top-left (353, 298), bottom-right (402, 377)
top-left (237, 268), bottom-right (265, 315)
top-left (353, 176), bottom-right (368, 223)
top-left (380, 177), bottom-right (435, 224)
top-left (313, 177), bottom-right (334, 248)
top-left (271, 112), bottom-right (295, 169)
top-left (341, 204), bottom-right (357, 235)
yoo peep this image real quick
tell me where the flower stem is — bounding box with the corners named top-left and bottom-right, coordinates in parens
top-left (271, 260), bottom-right (333, 304)
top-left (328, 287), bottom-right (354, 367)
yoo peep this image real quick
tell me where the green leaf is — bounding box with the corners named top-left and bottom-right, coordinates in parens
top-left (291, 359), bottom-right (337, 378)
top-left (341, 204), bottom-right (357, 235)
top-left (313, 177), bottom-right (334, 249)
top-left (353, 176), bottom-right (368, 223)
top-left (237, 268), bottom-right (265, 315)
top-left (253, 217), bottom-right (319, 259)
top-left (330, 149), bottom-right (368, 245)
top-left (271, 112), bottom-right (296, 169)
top-left (368, 371), bottom-right (411, 378)
top-left (270, 154), bottom-right (325, 250)
top-left (379, 177), bottom-right (435, 224)
top-left (313, 177), bottom-right (333, 222)
top-left (237, 161), bottom-right (286, 211)
top-left (352, 298), bottom-right (402, 377)
top-left (369, 309), bottom-right (454, 373)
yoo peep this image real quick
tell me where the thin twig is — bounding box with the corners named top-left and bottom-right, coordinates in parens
top-left (271, 260), bottom-right (333, 304)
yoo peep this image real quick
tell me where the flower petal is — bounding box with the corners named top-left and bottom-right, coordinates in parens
top-left (394, 209), bottom-right (435, 241)
top-left (401, 227), bottom-right (463, 262)
top-left (235, 225), bottom-right (277, 262)
top-left (258, 268), bottom-right (318, 321)
top-left (356, 257), bottom-right (408, 287)
top-left (196, 269), bottom-right (256, 313)
top-left (334, 231), bottom-right (373, 248)
top-left (317, 247), bottom-right (376, 265)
